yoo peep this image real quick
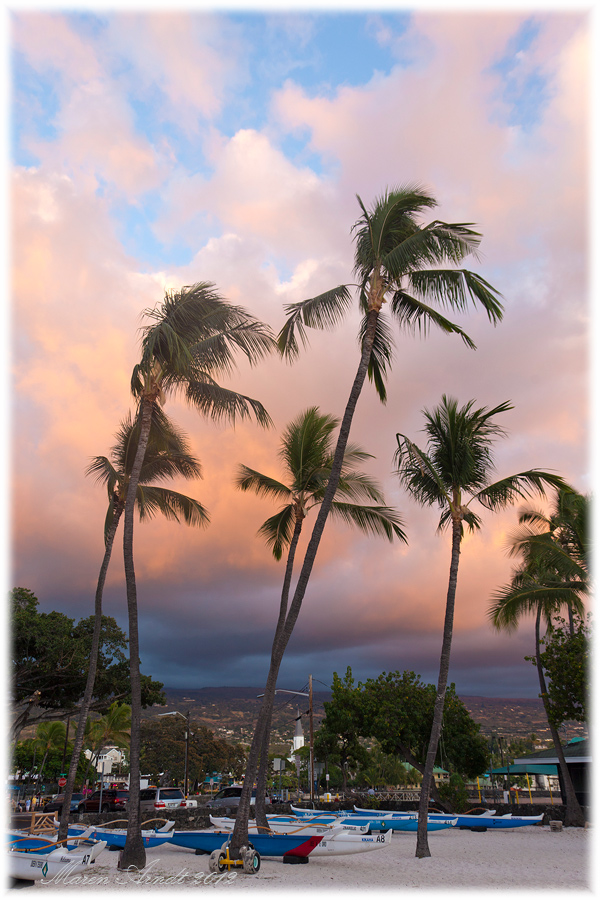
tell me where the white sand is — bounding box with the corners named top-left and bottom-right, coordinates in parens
top-left (22, 825), bottom-right (591, 898)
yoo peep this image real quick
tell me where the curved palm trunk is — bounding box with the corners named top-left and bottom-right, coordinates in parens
top-left (416, 514), bottom-right (462, 859)
top-left (57, 509), bottom-right (123, 841)
top-left (534, 608), bottom-right (585, 826)
top-left (231, 311), bottom-right (379, 856)
top-left (231, 519), bottom-right (304, 847)
top-left (121, 397), bottom-right (154, 870)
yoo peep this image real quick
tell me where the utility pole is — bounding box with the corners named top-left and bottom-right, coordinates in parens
top-left (184, 710), bottom-right (190, 798)
top-left (309, 675), bottom-right (314, 802)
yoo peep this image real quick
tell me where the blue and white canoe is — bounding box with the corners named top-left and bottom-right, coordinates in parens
top-left (9, 827), bottom-right (94, 852)
top-left (211, 817), bottom-right (393, 856)
top-left (353, 806), bottom-right (543, 829)
top-left (211, 814), bottom-right (369, 836)
top-left (65, 819), bottom-right (175, 849)
top-left (8, 837), bottom-right (106, 882)
top-left (289, 807), bottom-right (456, 832)
top-left (171, 829), bottom-right (324, 858)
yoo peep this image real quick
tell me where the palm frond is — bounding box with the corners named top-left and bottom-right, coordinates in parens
top-left (277, 285), bottom-right (353, 361)
top-left (328, 502), bottom-right (408, 543)
top-left (358, 311), bottom-right (394, 403)
top-left (475, 471), bottom-right (569, 511)
top-left (86, 456), bottom-right (119, 495)
top-left (257, 507), bottom-right (297, 561)
top-left (135, 486), bottom-right (210, 527)
top-left (408, 269), bottom-right (503, 323)
top-left (389, 291), bottom-right (477, 349)
top-left (184, 378), bottom-right (273, 428)
top-left (234, 466), bottom-right (292, 502)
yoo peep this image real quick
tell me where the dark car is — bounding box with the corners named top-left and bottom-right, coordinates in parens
top-left (43, 793), bottom-right (85, 815)
top-left (78, 789), bottom-right (129, 813)
top-left (205, 786), bottom-right (271, 808)
top-left (139, 787), bottom-right (187, 814)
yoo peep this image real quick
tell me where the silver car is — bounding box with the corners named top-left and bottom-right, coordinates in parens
top-left (205, 786), bottom-right (270, 808)
top-left (139, 787), bottom-right (187, 813)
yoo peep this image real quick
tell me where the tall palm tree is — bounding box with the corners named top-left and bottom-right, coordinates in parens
top-left (228, 187), bottom-right (504, 858)
top-left (489, 488), bottom-right (588, 826)
top-left (233, 407), bottom-right (406, 834)
top-left (122, 282), bottom-right (274, 868)
top-left (394, 395), bottom-right (568, 857)
top-left (57, 408), bottom-right (208, 842)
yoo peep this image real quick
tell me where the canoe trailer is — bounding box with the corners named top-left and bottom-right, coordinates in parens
top-left (208, 839), bottom-right (260, 875)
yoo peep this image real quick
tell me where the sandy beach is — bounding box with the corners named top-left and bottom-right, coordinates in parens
top-left (19, 825), bottom-right (591, 898)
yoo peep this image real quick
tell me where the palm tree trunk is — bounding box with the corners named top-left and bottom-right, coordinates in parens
top-left (121, 397), bottom-right (154, 870)
top-left (534, 608), bottom-right (585, 826)
top-left (231, 309), bottom-right (379, 857)
top-left (416, 514), bottom-right (462, 858)
top-left (57, 509), bottom-right (123, 841)
top-left (231, 520), bottom-right (304, 847)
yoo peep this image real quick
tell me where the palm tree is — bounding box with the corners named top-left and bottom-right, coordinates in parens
top-left (489, 488), bottom-right (588, 826)
top-left (228, 187), bottom-right (503, 858)
top-left (121, 282), bottom-right (274, 868)
top-left (232, 407), bottom-right (406, 835)
top-left (394, 395), bottom-right (568, 857)
top-left (33, 721), bottom-right (66, 786)
top-left (86, 702), bottom-right (131, 792)
top-left (57, 408), bottom-right (208, 841)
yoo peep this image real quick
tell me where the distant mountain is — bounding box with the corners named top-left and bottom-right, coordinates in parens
top-left (145, 687), bottom-right (585, 747)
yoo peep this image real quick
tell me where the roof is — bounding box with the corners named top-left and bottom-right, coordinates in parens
top-left (490, 764), bottom-right (557, 775)
top-left (515, 737), bottom-right (590, 766)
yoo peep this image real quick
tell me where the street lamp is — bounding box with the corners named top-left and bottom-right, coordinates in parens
top-left (158, 710), bottom-right (191, 798)
top-left (257, 681), bottom-right (315, 802)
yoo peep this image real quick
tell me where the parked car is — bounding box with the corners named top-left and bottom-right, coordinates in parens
top-left (139, 787), bottom-right (187, 814)
top-left (205, 786), bottom-right (271, 808)
top-left (43, 793), bottom-right (86, 815)
top-left (77, 789), bottom-right (129, 813)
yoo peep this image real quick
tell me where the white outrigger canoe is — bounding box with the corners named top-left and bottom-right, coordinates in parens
top-left (288, 806), bottom-right (456, 832)
top-left (210, 816), bottom-right (392, 857)
top-left (8, 837), bottom-right (106, 882)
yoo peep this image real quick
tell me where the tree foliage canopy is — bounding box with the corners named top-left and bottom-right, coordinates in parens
top-left (533, 615), bottom-right (590, 727)
top-left (11, 588), bottom-right (165, 730)
top-left (316, 667), bottom-right (488, 781)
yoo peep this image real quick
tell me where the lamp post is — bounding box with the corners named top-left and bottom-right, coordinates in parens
top-left (257, 686), bottom-right (313, 800)
top-left (158, 710), bottom-right (190, 797)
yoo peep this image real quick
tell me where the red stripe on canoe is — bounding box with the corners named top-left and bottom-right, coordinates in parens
top-left (283, 835), bottom-right (323, 857)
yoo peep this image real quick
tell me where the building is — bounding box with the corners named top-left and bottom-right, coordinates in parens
top-left (511, 737), bottom-right (590, 806)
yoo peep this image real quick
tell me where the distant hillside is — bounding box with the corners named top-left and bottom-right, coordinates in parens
top-left (143, 686), bottom-right (585, 749)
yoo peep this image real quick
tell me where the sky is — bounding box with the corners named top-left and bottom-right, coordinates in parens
top-left (8, 2), bottom-right (593, 701)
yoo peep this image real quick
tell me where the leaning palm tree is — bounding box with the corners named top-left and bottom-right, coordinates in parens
top-left (394, 395), bottom-right (568, 858)
top-left (234, 407), bottom-right (406, 833)
top-left (57, 408), bottom-right (208, 842)
top-left (489, 488), bottom-right (588, 827)
top-left (229, 187), bottom-right (504, 857)
top-left (121, 282), bottom-right (274, 868)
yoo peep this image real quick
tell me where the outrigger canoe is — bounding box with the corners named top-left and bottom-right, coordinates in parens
top-left (211, 817), bottom-right (392, 856)
top-left (171, 829), bottom-right (324, 858)
top-left (288, 807), bottom-right (456, 832)
top-left (65, 819), bottom-right (175, 849)
top-left (8, 837), bottom-right (106, 882)
top-left (353, 806), bottom-right (543, 829)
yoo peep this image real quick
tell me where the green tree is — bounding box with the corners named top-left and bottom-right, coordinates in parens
top-left (122, 283), bottom-right (274, 868)
top-left (489, 488), bottom-right (588, 826)
top-left (314, 670), bottom-right (369, 794)
top-left (58, 409), bottom-right (207, 841)
top-left (10, 590), bottom-right (162, 740)
top-left (537, 615), bottom-right (589, 726)
top-left (234, 407), bottom-right (406, 830)
top-left (394, 396), bottom-right (567, 856)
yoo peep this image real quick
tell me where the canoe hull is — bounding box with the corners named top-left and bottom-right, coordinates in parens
top-left (171, 829), bottom-right (322, 858)
top-left (8, 840), bottom-right (106, 882)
